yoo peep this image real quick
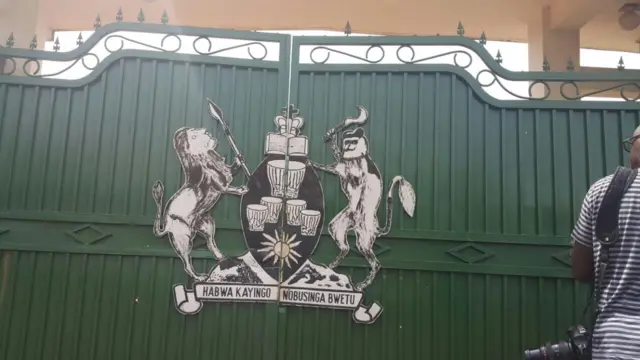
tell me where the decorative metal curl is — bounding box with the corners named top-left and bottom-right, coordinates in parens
top-left (192, 36), bottom-right (268, 60)
top-left (309, 45), bottom-right (384, 64)
top-left (2, 57), bottom-right (17, 76)
top-left (475, 69), bottom-right (550, 100)
top-left (527, 80), bottom-right (552, 100)
top-left (104, 34), bottom-right (182, 53)
top-left (560, 81), bottom-right (640, 102)
top-left (21, 53), bottom-right (100, 78)
top-left (160, 34), bottom-right (182, 53)
top-left (559, 81), bottom-right (580, 101)
top-left (396, 45), bottom-right (473, 68)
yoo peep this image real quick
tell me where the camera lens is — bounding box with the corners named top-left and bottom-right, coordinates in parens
top-left (524, 347), bottom-right (547, 360)
top-left (555, 341), bottom-right (574, 359)
top-left (524, 341), bottom-right (576, 360)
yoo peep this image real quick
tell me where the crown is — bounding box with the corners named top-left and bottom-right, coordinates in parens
top-left (273, 104), bottom-right (304, 137)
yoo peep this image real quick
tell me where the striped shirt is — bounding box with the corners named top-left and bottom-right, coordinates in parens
top-left (572, 174), bottom-right (640, 360)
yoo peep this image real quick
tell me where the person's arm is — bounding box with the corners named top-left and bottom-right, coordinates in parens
top-left (571, 190), bottom-right (595, 283)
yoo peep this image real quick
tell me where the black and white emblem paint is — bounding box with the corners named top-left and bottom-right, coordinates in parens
top-left (241, 105), bottom-right (324, 283)
top-left (153, 99), bottom-right (416, 324)
top-left (311, 106), bottom-right (416, 291)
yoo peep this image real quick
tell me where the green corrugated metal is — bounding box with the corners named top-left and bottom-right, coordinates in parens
top-left (292, 70), bottom-right (640, 237)
top-left (0, 251), bottom-right (584, 360)
top-left (1, 22), bottom-right (639, 360)
top-left (0, 59), bottom-right (285, 220)
top-left (0, 251), bottom-right (273, 360)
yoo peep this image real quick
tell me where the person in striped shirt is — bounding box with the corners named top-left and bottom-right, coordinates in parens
top-left (572, 126), bottom-right (640, 360)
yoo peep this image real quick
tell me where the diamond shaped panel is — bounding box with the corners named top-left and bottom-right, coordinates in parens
top-left (347, 240), bottom-right (391, 257)
top-left (551, 250), bottom-right (572, 267)
top-left (446, 243), bottom-right (494, 264)
top-left (66, 224), bottom-right (112, 245)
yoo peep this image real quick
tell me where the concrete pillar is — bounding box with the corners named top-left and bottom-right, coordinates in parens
top-left (528, 6), bottom-right (581, 73)
top-left (527, 6), bottom-right (581, 99)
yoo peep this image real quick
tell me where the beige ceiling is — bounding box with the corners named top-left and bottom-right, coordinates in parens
top-left (584, 7), bottom-right (640, 52)
top-left (30, 0), bottom-right (640, 53)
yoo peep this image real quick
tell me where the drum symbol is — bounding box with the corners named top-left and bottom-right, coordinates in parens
top-left (300, 210), bottom-right (322, 236)
top-left (241, 154), bottom-right (325, 281)
top-left (286, 199), bottom-right (307, 226)
top-left (260, 197), bottom-right (283, 223)
top-left (246, 204), bottom-right (268, 232)
top-left (267, 160), bottom-right (306, 199)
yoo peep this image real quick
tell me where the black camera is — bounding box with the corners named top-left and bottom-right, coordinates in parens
top-left (524, 325), bottom-right (591, 360)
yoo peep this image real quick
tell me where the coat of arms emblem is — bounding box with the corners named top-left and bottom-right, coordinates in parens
top-left (152, 98), bottom-right (416, 324)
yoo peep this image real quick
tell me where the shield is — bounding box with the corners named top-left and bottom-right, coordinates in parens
top-left (240, 153), bottom-right (324, 282)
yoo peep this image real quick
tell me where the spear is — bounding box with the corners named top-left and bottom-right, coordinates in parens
top-left (206, 98), bottom-right (251, 178)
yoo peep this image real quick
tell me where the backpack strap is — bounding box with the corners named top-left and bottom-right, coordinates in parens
top-left (588, 166), bottom-right (637, 332)
top-left (595, 166), bottom-right (637, 246)
top-left (584, 166), bottom-right (636, 352)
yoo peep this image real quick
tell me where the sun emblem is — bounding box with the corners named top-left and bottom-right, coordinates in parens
top-left (259, 230), bottom-right (302, 268)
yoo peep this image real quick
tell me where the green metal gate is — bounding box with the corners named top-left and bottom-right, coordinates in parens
top-left (1, 12), bottom-right (639, 360)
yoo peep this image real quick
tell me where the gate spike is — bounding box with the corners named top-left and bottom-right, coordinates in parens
top-left (137, 9), bottom-right (145, 23)
top-left (29, 35), bottom-right (37, 50)
top-left (53, 36), bottom-right (60, 52)
top-left (344, 21), bottom-right (352, 36)
top-left (456, 21), bottom-right (465, 36)
top-left (479, 31), bottom-right (487, 45)
top-left (94, 14), bottom-right (102, 29)
top-left (161, 10), bottom-right (169, 24)
top-left (76, 33), bottom-right (84, 46)
top-left (495, 50), bottom-right (503, 64)
top-left (5, 32), bottom-right (14, 48)
top-left (116, 7), bottom-right (123, 22)
top-left (542, 56), bottom-right (550, 71)
top-left (618, 56), bottom-right (625, 70)
top-left (566, 57), bottom-right (575, 71)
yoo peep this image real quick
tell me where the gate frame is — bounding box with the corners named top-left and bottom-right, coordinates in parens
top-left (2, 18), bottom-right (640, 360)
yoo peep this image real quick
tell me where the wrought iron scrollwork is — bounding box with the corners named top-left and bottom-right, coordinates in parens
top-left (2, 52), bottom-right (100, 78)
top-left (475, 69), bottom-right (552, 100)
top-left (396, 45), bottom-right (472, 68)
top-left (476, 70), bottom-right (640, 102)
top-left (192, 36), bottom-right (268, 60)
top-left (295, 21), bottom-right (640, 101)
top-left (2, 18), bottom-right (639, 103)
top-left (307, 43), bottom-right (476, 66)
top-left (301, 36), bottom-right (640, 102)
top-left (24, 54), bottom-right (100, 78)
top-left (0, 21), bottom-right (276, 79)
top-left (560, 81), bottom-right (640, 102)
top-left (309, 45), bottom-right (385, 64)
top-left (2, 58), bottom-right (17, 76)
top-left (104, 33), bottom-right (182, 53)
